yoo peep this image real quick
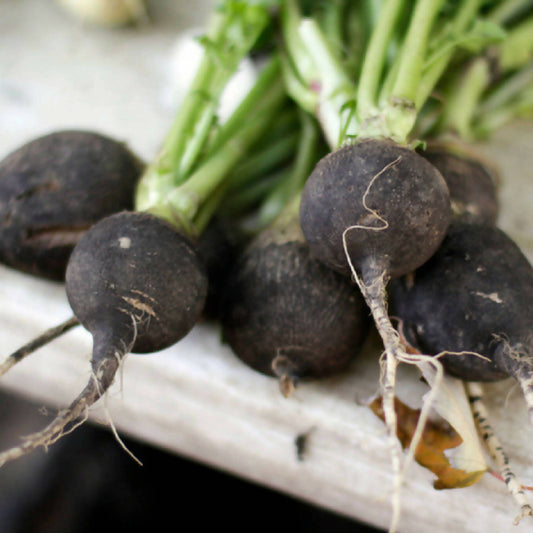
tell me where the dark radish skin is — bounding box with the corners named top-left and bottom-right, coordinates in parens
top-left (196, 217), bottom-right (241, 320)
top-left (0, 211), bottom-right (207, 467)
top-left (66, 212), bottom-right (207, 354)
top-left (0, 130), bottom-right (143, 280)
top-left (300, 139), bottom-right (451, 280)
top-left (219, 107), bottom-right (367, 395)
top-left (390, 222), bottom-right (533, 427)
top-left (389, 220), bottom-right (533, 522)
top-left (221, 219), bottom-right (371, 397)
top-left (419, 141), bottom-right (500, 225)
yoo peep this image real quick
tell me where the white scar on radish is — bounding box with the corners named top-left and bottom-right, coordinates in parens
top-left (466, 382), bottom-right (533, 523)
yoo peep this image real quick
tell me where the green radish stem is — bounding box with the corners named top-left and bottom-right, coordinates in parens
top-left (430, 11), bottom-right (533, 140)
top-left (412, 0), bottom-right (486, 109)
top-left (356, 0), bottom-right (404, 119)
top-left (136, 55), bottom-right (286, 236)
top-left (194, 104), bottom-right (301, 228)
top-left (219, 123), bottom-right (299, 197)
top-left (135, 0), bottom-right (272, 212)
top-left (250, 111), bottom-right (324, 233)
top-left (486, 0), bottom-right (533, 26)
top-left (217, 110), bottom-right (323, 235)
top-left (357, 0), bottom-right (447, 142)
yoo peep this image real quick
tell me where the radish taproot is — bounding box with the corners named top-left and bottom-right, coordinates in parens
top-left (465, 381), bottom-right (533, 523)
top-left (0, 2), bottom-right (285, 467)
top-left (0, 130), bottom-right (143, 280)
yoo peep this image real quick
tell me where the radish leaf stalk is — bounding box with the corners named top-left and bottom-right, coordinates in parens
top-left (429, 8), bottom-right (533, 140)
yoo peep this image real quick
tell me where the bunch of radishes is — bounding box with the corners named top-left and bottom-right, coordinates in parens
top-left (1, 1), bottom-right (533, 530)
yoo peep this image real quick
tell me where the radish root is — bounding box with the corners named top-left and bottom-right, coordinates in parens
top-left (340, 164), bottom-right (452, 532)
top-left (0, 316), bottom-right (80, 377)
top-left (351, 269), bottom-right (446, 533)
top-left (101, 388), bottom-right (143, 466)
top-left (0, 354), bottom-right (121, 467)
top-left (498, 339), bottom-right (533, 429)
top-left (466, 382), bottom-right (533, 523)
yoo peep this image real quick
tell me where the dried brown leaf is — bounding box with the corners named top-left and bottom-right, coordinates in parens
top-left (370, 396), bottom-right (487, 489)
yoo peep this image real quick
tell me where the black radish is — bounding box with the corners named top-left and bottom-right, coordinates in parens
top-left (220, 110), bottom-right (371, 395)
top-left (280, 2), bottom-right (495, 528)
top-left (419, 141), bottom-right (499, 225)
top-left (0, 130), bottom-right (143, 280)
top-left (221, 214), bottom-right (370, 396)
top-left (390, 222), bottom-right (533, 425)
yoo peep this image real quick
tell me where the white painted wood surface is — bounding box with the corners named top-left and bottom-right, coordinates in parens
top-left (1, 1), bottom-right (533, 532)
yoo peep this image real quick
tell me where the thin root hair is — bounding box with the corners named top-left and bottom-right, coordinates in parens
top-left (101, 390), bottom-right (143, 466)
top-left (341, 155), bottom-right (403, 238)
top-left (0, 316), bottom-right (80, 377)
top-left (494, 334), bottom-right (533, 366)
top-left (434, 349), bottom-right (491, 363)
